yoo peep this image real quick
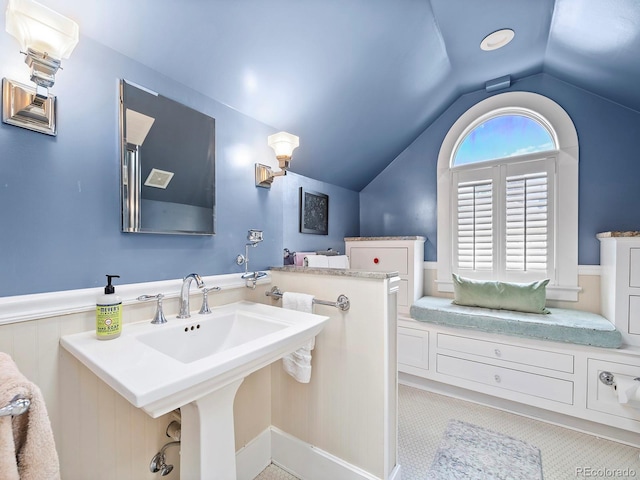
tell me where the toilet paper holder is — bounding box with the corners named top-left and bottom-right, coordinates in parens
top-left (598, 371), bottom-right (640, 387)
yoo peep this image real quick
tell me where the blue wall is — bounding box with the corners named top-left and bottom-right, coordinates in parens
top-left (0, 33), bottom-right (359, 297)
top-left (360, 73), bottom-right (640, 265)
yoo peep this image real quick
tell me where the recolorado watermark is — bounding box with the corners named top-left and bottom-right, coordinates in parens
top-left (575, 467), bottom-right (637, 477)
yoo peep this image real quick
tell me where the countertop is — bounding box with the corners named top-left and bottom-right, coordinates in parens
top-left (344, 236), bottom-right (426, 241)
top-left (596, 231), bottom-right (640, 238)
top-left (270, 266), bottom-right (399, 279)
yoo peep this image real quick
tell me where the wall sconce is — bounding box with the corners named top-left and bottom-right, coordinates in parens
top-left (2, 0), bottom-right (79, 136)
top-left (255, 131), bottom-right (299, 188)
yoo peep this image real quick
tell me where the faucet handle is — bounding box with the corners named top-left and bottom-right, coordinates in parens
top-left (199, 287), bottom-right (221, 315)
top-left (137, 294), bottom-right (168, 324)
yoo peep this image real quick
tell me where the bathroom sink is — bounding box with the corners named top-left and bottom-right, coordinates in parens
top-left (137, 310), bottom-right (289, 364)
top-left (60, 300), bottom-right (329, 418)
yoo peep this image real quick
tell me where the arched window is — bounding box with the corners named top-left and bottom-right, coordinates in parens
top-left (437, 93), bottom-right (580, 301)
top-left (453, 110), bottom-right (556, 166)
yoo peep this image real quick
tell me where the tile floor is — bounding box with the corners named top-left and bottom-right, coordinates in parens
top-left (255, 384), bottom-right (640, 479)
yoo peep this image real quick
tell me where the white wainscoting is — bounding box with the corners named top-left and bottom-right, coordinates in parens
top-left (0, 274), bottom-right (263, 480)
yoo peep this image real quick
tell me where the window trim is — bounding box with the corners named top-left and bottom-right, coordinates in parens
top-left (437, 92), bottom-right (580, 301)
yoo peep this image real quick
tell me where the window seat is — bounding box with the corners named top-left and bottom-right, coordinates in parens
top-left (409, 296), bottom-right (622, 348)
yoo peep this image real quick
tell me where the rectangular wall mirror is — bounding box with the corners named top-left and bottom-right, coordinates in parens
top-left (119, 80), bottom-right (216, 235)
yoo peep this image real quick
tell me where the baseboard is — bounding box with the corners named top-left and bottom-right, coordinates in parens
top-left (236, 426), bottom-right (401, 480)
top-left (236, 428), bottom-right (272, 480)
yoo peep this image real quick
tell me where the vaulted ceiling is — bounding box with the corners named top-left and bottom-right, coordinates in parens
top-left (41, 0), bottom-right (640, 191)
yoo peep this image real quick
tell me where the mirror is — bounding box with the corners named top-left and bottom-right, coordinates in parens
top-left (119, 80), bottom-right (216, 235)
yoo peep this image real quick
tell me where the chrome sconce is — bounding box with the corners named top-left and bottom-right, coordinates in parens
top-left (255, 131), bottom-right (299, 188)
top-left (2, 0), bottom-right (79, 136)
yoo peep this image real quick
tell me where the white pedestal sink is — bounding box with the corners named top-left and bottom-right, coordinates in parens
top-left (60, 301), bottom-right (329, 479)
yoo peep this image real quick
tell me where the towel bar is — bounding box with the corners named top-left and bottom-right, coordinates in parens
top-left (265, 286), bottom-right (350, 312)
top-left (0, 395), bottom-right (30, 417)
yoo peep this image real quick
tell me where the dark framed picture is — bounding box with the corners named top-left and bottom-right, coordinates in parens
top-left (299, 187), bottom-right (329, 235)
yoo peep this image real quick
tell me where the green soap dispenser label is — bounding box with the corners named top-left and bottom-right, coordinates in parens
top-left (96, 303), bottom-right (122, 338)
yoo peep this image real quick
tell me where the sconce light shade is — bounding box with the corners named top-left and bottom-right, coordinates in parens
top-left (6, 0), bottom-right (79, 61)
top-left (2, 0), bottom-right (79, 136)
top-left (256, 131), bottom-right (299, 188)
top-left (268, 131), bottom-right (299, 160)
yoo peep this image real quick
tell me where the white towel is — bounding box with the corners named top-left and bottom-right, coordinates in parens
top-left (294, 252), bottom-right (316, 266)
top-left (327, 255), bottom-right (350, 269)
top-left (282, 292), bottom-right (316, 383)
top-left (305, 255), bottom-right (329, 268)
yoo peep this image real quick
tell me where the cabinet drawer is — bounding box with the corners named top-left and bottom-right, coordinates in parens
top-left (437, 333), bottom-right (574, 373)
top-left (398, 327), bottom-right (429, 371)
top-left (349, 247), bottom-right (408, 275)
top-left (437, 354), bottom-right (574, 404)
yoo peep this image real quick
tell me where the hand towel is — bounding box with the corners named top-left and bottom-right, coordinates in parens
top-left (0, 352), bottom-right (60, 480)
top-left (282, 292), bottom-right (316, 383)
top-left (305, 255), bottom-right (329, 268)
top-left (327, 255), bottom-right (350, 269)
top-left (294, 252), bottom-right (316, 266)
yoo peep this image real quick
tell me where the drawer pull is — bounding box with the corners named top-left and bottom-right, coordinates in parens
top-left (494, 349), bottom-right (502, 357)
top-left (373, 258), bottom-right (379, 264)
top-left (494, 374), bottom-right (501, 383)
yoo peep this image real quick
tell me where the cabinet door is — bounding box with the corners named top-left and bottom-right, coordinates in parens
top-left (587, 358), bottom-right (640, 427)
top-left (398, 327), bottom-right (429, 373)
top-left (629, 248), bottom-right (640, 287)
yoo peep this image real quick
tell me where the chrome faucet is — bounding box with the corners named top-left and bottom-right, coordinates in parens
top-left (178, 273), bottom-right (205, 318)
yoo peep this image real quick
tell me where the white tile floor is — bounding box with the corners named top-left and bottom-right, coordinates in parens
top-left (255, 384), bottom-right (640, 479)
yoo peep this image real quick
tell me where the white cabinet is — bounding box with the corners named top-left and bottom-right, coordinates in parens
top-left (397, 317), bottom-right (640, 442)
top-left (345, 237), bottom-right (425, 316)
top-left (599, 233), bottom-right (640, 346)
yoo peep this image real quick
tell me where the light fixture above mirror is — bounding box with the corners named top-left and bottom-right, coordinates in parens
top-left (255, 131), bottom-right (299, 188)
top-left (2, 0), bottom-right (79, 136)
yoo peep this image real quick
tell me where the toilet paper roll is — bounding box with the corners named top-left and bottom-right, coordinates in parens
top-left (615, 377), bottom-right (640, 404)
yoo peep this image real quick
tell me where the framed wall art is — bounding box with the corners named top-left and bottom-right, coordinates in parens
top-left (299, 187), bottom-right (329, 235)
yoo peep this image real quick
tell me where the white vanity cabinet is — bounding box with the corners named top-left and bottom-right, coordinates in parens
top-left (599, 232), bottom-right (640, 346)
top-left (345, 236), bottom-right (425, 316)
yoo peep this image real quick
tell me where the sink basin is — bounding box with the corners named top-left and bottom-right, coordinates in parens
top-left (138, 310), bottom-right (289, 364)
top-left (60, 300), bottom-right (329, 418)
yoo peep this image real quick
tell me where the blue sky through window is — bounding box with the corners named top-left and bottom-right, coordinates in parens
top-left (453, 114), bottom-right (555, 166)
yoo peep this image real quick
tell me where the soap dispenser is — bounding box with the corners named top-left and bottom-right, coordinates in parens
top-left (96, 274), bottom-right (122, 340)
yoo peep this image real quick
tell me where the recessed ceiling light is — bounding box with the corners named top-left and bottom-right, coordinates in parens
top-left (480, 29), bottom-right (515, 51)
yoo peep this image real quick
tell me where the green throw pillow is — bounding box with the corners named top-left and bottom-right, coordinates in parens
top-left (452, 274), bottom-right (550, 314)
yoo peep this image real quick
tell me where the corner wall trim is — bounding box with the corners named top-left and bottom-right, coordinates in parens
top-left (236, 427), bottom-right (272, 480)
top-left (236, 426), bottom-right (401, 480)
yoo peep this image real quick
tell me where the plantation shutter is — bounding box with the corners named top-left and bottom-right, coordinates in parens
top-left (505, 171), bottom-right (549, 271)
top-left (456, 178), bottom-right (493, 271)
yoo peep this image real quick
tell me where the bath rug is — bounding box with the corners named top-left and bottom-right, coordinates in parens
top-left (427, 419), bottom-right (543, 480)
